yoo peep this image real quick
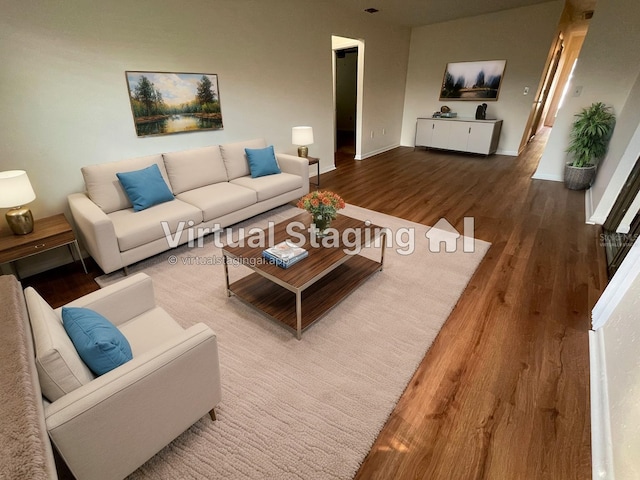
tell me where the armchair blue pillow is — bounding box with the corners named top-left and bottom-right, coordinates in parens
top-left (245, 145), bottom-right (281, 178)
top-left (116, 163), bottom-right (174, 211)
top-left (62, 307), bottom-right (133, 375)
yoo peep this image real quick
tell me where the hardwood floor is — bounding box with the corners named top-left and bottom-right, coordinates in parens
top-left (23, 129), bottom-right (606, 479)
top-left (328, 130), bottom-right (606, 480)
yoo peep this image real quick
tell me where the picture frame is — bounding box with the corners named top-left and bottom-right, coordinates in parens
top-left (125, 71), bottom-right (223, 137)
top-left (439, 60), bottom-right (506, 101)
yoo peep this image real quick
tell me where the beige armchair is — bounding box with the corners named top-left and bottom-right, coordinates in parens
top-left (24, 273), bottom-right (222, 480)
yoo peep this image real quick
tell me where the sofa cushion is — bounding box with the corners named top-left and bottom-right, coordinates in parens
top-left (116, 164), bottom-right (175, 212)
top-left (219, 138), bottom-right (267, 180)
top-left (176, 183), bottom-right (257, 222)
top-left (162, 146), bottom-right (228, 194)
top-left (62, 307), bottom-right (133, 376)
top-left (109, 198), bottom-right (203, 252)
top-left (82, 154), bottom-right (171, 214)
top-left (24, 287), bottom-right (95, 402)
top-left (245, 145), bottom-right (281, 178)
top-left (230, 172), bottom-right (303, 202)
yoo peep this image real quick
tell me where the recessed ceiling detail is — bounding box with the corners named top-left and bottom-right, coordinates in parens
top-left (334, 0), bottom-right (595, 28)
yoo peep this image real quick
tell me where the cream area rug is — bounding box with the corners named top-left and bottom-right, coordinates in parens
top-left (96, 204), bottom-right (490, 479)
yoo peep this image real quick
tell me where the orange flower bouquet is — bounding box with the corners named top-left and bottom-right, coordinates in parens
top-left (297, 190), bottom-right (345, 236)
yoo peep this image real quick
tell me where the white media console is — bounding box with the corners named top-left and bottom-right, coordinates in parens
top-left (415, 117), bottom-right (503, 155)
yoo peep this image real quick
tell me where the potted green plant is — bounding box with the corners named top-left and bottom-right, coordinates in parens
top-left (564, 102), bottom-right (616, 190)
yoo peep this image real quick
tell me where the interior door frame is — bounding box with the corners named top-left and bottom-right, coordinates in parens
top-left (518, 32), bottom-right (564, 152)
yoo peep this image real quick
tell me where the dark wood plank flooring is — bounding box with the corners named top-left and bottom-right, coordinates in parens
top-left (23, 128), bottom-right (606, 479)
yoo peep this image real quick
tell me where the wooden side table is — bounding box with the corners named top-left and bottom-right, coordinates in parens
top-left (0, 213), bottom-right (87, 279)
top-left (307, 156), bottom-right (320, 188)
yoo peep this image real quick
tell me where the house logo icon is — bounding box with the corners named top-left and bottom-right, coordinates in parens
top-left (425, 217), bottom-right (475, 253)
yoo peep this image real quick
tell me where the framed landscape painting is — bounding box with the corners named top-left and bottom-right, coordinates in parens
top-left (439, 60), bottom-right (506, 101)
top-left (125, 71), bottom-right (223, 137)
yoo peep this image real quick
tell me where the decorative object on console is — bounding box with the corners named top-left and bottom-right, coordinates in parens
top-left (438, 105), bottom-right (457, 118)
top-left (292, 126), bottom-right (314, 158)
top-left (297, 190), bottom-right (345, 237)
top-left (0, 170), bottom-right (36, 235)
top-left (475, 103), bottom-right (488, 120)
top-left (125, 71), bottom-right (223, 137)
top-left (440, 60), bottom-right (506, 100)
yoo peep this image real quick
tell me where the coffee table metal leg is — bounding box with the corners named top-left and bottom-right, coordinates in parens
top-left (223, 255), bottom-right (231, 296)
top-left (296, 290), bottom-right (302, 340)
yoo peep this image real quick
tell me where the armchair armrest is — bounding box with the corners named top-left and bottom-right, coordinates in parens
top-left (45, 323), bottom-right (221, 480)
top-left (68, 192), bottom-right (122, 274)
top-left (58, 273), bottom-right (155, 326)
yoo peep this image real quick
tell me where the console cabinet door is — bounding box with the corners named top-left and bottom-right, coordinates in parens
top-left (430, 120), bottom-right (451, 149)
top-left (447, 122), bottom-right (471, 152)
top-left (415, 119), bottom-right (434, 147)
top-left (466, 122), bottom-right (496, 154)
top-left (416, 118), bottom-right (450, 148)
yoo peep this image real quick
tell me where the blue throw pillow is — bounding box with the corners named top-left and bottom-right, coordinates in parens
top-left (245, 145), bottom-right (281, 178)
top-left (116, 164), bottom-right (174, 211)
top-left (62, 307), bottom-right (133, 376)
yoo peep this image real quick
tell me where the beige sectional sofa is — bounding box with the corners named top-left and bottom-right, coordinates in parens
top-left (69, 138), bottom-right (309, 274)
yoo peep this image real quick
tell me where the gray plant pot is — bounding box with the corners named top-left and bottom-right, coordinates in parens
top-left (564, 163), bottom-right (596, 190)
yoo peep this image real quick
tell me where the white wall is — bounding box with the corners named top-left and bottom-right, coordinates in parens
top-left (400, 1), bottom-right (564, 156)
top-left (591, 240), bottom-right (640, 479)
top-left (0, 0), bottom-right (410, 225)
top-left (534, 0), bottom-right (640, 202)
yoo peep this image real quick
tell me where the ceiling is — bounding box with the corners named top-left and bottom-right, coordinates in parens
top-left (332, 0), bottom-right (597, 28)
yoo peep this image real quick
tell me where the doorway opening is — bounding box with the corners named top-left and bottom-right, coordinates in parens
top-left (332, 35), bottom-right (364, 160)
top-left (518, 4), bottom-right (591, 153)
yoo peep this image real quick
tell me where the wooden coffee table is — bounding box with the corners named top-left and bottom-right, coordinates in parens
top-left (222, 213), bottom-right (386, 339)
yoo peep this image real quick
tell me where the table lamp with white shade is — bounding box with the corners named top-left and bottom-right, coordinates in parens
top-left (0, 170), bottom-right (37, 235)
top-left (292, 126), bottom-right (314, 158)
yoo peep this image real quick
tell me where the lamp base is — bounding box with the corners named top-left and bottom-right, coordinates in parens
top-left (297, 146), bottom-right (309, 158)
top-left (6, 207), bottom-right (34, 235)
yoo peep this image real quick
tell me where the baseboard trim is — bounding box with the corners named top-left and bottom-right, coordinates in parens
top-left (589, 329), bottom-right (614, 480)
top-left (356, 143), bottom-right (399, 160)
top-left (585, 188), bottom-right (609, 225)
top-left (319, 165), bottom-right (337, 175)
top-left (531, 171), bottom-right (563, 182)
top-left (496, 149), bottom-right (518, 156)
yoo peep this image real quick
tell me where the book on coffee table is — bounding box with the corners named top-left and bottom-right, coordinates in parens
top-left (262, 240), bottom-right (308, 269)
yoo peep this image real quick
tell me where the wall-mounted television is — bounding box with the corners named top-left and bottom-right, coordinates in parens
top-left (439, 60), bottom-right (506, 101)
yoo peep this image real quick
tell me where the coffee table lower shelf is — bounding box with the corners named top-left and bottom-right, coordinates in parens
top-left (227, 255), bottom-right (382, 338)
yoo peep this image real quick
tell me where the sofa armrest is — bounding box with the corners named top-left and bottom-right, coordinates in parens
top-left (277, 153), bottom-right (310, 185)
top-left (58, 273), bottom-right (156, 326)
top-left (68, 192), bottom-right (122, 274)
top-left (45, 323), bottom-right (221, 480)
